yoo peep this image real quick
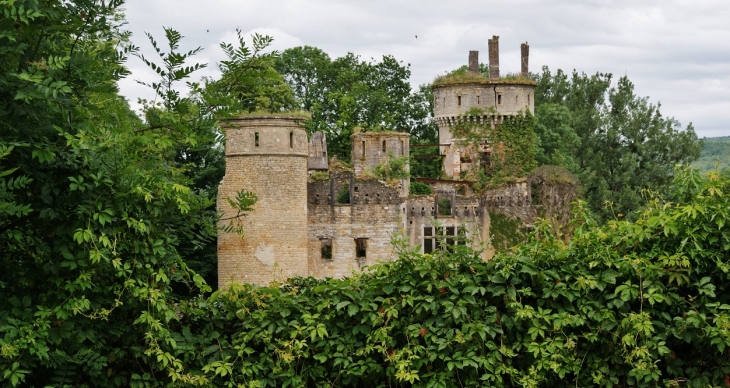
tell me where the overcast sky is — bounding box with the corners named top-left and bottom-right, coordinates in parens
top-left (118, 0), bottom-right (730, 138)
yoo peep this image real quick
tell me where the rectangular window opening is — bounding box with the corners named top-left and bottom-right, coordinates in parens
top-left (289, 131), bottom-right (293, 148)
top-left (438, 197), bottom-right (452, 216)
top-left (477, 95), bottom-right (480, 105)
top-left (362, 141), bottom-right (366, 157)
top-left (457, 95), bottom-right (461, 106)
top-left (497, 94), bottom-right (502, 105)
top-left (356, 238), bottom-right (368, 258)
top-left (528, 93), bottom-right (530, 105)
top-left (435, 226), bottom-right (444, 251)
top-left (446, 226), bottom-right (456, 250)
top-left (382, 140), bottom-right (386, 153)
top-left (423, 227), bottom-right (434, 254)
top-left (255, 132), bottom-right (260, 147)
top-left (320, 238), bottom-right (332, 260)
top-left (400, 140), bottom-right (404, 155)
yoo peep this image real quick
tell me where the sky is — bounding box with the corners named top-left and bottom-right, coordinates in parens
top-left (118, 0), bottom-right (730, 138)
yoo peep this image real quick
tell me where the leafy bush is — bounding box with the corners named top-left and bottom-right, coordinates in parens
top-left (409, 181), bottom-right (432, 195)
top-left (336, 181), bottom-right (351, 204)
top-left (171, 170), bottom-right (730, 387)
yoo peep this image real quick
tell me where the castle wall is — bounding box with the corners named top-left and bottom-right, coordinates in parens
top-left (352, 132), bottom-right (410, 196)
top-left (218, 116), bottom-right (309, 287)
top-left (404, 193), bottom-right (492, 260)
top-left (482, 180), bottom-right (535, 223)
top-left (307, 178), bottom-right (403, 278)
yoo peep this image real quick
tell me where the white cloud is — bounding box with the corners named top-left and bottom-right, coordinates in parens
top-left (118, 0), bottom-right (730, 137)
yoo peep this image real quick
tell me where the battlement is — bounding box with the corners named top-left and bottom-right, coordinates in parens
top-left (221, 115), bottom-right (309, 157)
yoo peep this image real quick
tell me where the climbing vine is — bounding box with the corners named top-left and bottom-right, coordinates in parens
top-left (449, 108), bottom-right (537, 180)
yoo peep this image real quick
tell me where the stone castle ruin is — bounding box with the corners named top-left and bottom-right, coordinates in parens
top-left (218, 37), bottom-right (577, 287)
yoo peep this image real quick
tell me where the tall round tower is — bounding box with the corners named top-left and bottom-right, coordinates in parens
top-left (217, 115), bottom-right (309, 287)
top-left (432, 38), bottom-right (536, 179)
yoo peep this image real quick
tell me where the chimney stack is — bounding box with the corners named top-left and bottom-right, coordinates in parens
top-left (521, 42), bottom-right (529, 77)
top-left (468, 51), bottom-right (479, 75)
top-left (488, 35), bottom-right (499, 79)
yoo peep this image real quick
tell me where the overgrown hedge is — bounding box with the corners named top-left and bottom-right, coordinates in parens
top-left (167, 171), bottom-right (730, 387)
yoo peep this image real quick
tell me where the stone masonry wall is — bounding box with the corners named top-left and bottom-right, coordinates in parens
top-left (404, 193), bottom-right (492, 260)
top-left (307, 178), bottom-right (403, 278)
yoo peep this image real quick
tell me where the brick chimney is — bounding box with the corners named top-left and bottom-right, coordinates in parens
top-left (521, 42), bottom-right (529, 77)
top-left (468, 50), bottom-right (479, 75)
top-left (488, 36), bottom-right (499, 79)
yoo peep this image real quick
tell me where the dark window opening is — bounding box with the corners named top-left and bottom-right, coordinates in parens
top-left (382, 140), bottom-right (386, 153)
top-left (424, 227), bottom-right (434, 254)
top-left (477, 95), bottom-right (480, 105)
top-left (354, 186), bottom-right (359, 192)
top-left (400, 140), bottom-right (404, 155)
top-left (320, 238), bottom-right (332, 260)
top-left (255, 132), bottom-right (260, 147)
top-left (438, 197), bottom-right (452, 216)
top-left (336, 181), bottom-right (351, 204)
top-left (435, 226), bottom-right (444, 250)
top-left (356, 238), bottom-right (367, 258)
top-left (457, 95), bottom-right (461, 106)
top-left (323, 151), bottom-right (327, 157)
top-left (497, 94), bottom-right (502, 105)
top-left (290, 131), bottom-right (293, 148)
top-left (446, 226), bottom-right (456, 251)
top-left (362, 141), bottom-right (365, 157)
top-left (482, 151), bottom-right (492, 171)
top-left (528, 93), bottom-right (530, 105)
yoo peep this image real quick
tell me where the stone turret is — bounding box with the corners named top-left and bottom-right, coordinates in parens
top-left (217, 115), bottom-right (309, 287)
top-left (432, 37), bottom-right (536, 178)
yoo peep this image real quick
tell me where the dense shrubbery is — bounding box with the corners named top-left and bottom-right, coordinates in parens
top-left (162, 170), bottom-right (730, 387)
top-left (0, 1), bottom-right (723, 386)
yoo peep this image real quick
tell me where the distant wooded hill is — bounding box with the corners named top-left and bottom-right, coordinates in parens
top-left (692, 136), bottom-right (730, 173)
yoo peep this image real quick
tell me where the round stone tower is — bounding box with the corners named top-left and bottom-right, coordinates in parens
top-left (432, 38), bottom-right (536, 179)
top-left (217, 115), bottom-right (309, 287)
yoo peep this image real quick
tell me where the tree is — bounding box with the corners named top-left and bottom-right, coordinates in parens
top-left (0, 2), bottom-right (259, 384)
top-left (275, 47), bottom-right (437, 160)
top-left (534, 67), bottom-right (701, 221)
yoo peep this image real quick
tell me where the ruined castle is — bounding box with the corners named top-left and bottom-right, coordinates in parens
top-left (217, 37), bottom-right (575, 287)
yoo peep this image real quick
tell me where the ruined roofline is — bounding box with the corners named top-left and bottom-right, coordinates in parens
top-left (219, 113), bottom-right (311, 127)
top-left (431, 76), bottom-right (537, 88)
top-left (351, 131), bottom-right (410, 138)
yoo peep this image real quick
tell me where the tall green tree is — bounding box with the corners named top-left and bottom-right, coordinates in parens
top-left (534, 67), bottom-right (701, 220)
top-left (275, 47), bottom-right (437, 160)
top-left (0, 1), bottom-right (263, 384)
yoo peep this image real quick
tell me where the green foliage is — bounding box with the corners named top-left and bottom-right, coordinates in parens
top-left (0, 1), bottom-right (266, 384)
top-left (145, 171), bottom-right (730, 387)
top-left (211, 30), bottom-right (298, 113)
top-left (488, 212), bottom-right (528, 252)
top-left (534, 67), bottom-right (701, 221)
top-left (336, 181), bottom-right (351, 204)
top-left (409, 181), bottom-right (432, 195)
top-left (691, 136), bottom-right (730, 173)
top-left (275, 47), bottom-right (437, 160)
top-left (437, 197), bottom-right (451, 216)
top-left (432, 64), bottom-right (535, 86)
top-left (533, 103), bottom-right (580, 170)
top-left (450, 110), bottom-right (538, 179)
top-left (373, 152), bottom-right (410, 182)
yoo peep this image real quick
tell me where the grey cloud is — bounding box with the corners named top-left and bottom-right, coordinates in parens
top-left (118, 0), bottom-right (730, 137)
